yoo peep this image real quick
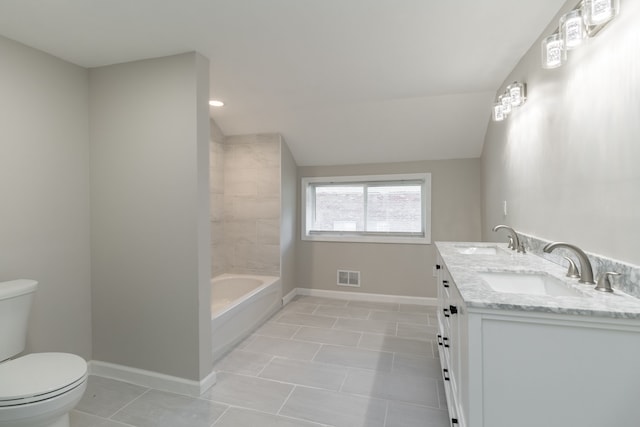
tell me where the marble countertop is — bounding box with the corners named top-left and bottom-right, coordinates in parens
top-left (435, 241), bottom-right (640, 319)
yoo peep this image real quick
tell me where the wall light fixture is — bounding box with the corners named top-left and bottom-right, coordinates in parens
top-left (507, 82), bottom-right (527, 107)
top-left (541, 33), bottom-right (565, 69)
top-left (541, 0), bottom-right (620, 69)
top-left (492, 82), bottom-right (527, 122)
top-left (561, 8), bottom-right (586, 50)
top-left (493, 103), bottom-right (506, 122)
top-left (584, 0), bottom-right (620, 32)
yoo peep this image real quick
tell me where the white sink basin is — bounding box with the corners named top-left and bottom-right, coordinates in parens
top-left (478, 271), bottom-right (585, 297)
top-left (455, 245), bottom-right (498, 255)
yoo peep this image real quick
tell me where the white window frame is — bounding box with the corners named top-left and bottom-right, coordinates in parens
top-left (301, 173), bottom-right (431, 244)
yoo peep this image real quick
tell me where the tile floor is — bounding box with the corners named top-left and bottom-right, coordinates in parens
top-left (71, 296), bottom-right (450, 427)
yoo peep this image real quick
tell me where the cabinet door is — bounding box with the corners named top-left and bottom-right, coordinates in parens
top-left (438, 266), bottom-right (453, 363)
top-left (436, 254), bottom-right (450, 336)
top-left (480, 315), bottom-right (640, 427)
top-left (445, 271), bottom-right (462, 410)
top-left (436, 254), bottom-right (446, 307)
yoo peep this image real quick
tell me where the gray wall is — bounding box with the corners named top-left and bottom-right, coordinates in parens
top-left (223, 134), bottom-right (281, 276)
top-left (280, 139), bottom-right (298, 296)
top-left (0, 35), bottom-right (92, 359)
top-left (482, 0), bottom-right (640, 266)
top-left (90, 53), bottom-right (212, 381)
top-left (195, 54), bottom-right (213, 380)
top-left (297, 159), bottom-right (482, 298)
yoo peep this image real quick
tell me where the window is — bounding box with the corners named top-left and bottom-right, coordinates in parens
top-left (301, 173), bottom-right (431, 244)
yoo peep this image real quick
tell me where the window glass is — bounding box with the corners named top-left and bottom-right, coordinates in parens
top-left (301, 173), bottom-right (431, 244)
top-left (313, 186), bottom-right (364, 231)
top-left (366, 185), bottom-right (422, 233)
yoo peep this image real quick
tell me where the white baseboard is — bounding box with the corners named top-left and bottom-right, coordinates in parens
top-left (282, 288), bottom-right (298, 306)
top-left (285, 287), bottom-right (437, 306)
top-left (89, 360), bottom-right (217, 397)
top-left (90, 289), bottom-right (433, 396)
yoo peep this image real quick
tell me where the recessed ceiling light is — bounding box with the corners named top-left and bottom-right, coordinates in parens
top-left (209, 100), bottom-right (224, 107)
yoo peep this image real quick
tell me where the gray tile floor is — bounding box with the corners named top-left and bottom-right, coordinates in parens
top-left (71, 296), bottom-right (449, 427)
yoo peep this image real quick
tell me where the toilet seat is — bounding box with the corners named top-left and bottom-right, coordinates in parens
top-left (0, 353), bottom-right (87, 407)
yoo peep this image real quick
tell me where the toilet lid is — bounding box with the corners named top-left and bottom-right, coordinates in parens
top-left (0, 353), bottom-right (87, 405)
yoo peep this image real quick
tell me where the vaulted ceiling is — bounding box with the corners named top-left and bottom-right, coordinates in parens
top-left (0, 0), bottom-right (565, 165)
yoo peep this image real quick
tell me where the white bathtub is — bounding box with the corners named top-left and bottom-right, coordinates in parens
top-left (210, 274), bottom-right (282, 362)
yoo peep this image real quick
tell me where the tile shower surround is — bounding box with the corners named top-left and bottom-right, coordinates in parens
top-left (518, 233), bottom-right (640, 298)
top-left (223, 136), bottom-right (280, 275)
top-left (71, 296), bottom-right (449, 427)
top-left (209, 138), bottom-right (225, 277)
top-left (210, 134), bottom-right (282, 278)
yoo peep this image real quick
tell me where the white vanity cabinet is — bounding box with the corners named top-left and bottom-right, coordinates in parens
top-left (436, 253), bottom-right (469, 427)
top-left (436, 247), bottom-right (640, 427)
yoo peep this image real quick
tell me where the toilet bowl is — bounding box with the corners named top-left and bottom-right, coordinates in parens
top-left (0, 352), bottom-right (87, 427)
top-left (0, 280), bottom-right (88, 427)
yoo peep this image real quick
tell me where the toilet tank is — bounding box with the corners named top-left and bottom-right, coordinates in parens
top-left (0, 280), bottom-right (38, 362)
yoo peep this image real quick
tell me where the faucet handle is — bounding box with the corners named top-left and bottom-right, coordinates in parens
top-left (517, 241), bottom-right (526, 254)
top-left (563, 256), bottom-right (580, 278)
top-left (507, 235), bottom-right (515, 250)
top-left (594, 272), bottom-right (620, 293)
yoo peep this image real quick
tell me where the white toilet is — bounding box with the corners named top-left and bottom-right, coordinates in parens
top-left (0, 280), bottom-right (88, 427)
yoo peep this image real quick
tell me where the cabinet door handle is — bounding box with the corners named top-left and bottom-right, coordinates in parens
top-left (449, 305), bottom-right (458, 315)
top-left (436, 264), bottom-right (441, 270)
top-left (443, 336), bottom-right (449, 348)
top-left (443, 308), bottom-right (450, 318)
top-left (451, 418), bottom-right (459, 425)
top-left (437, 334), bottom-right (443, 346)
top-left (443, 280), bottom-right (450, 288)
top-left (443, 368), bottom-right (450, 381)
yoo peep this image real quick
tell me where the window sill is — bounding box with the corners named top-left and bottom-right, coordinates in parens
top-left (301, 233), bottom-right (431, 245)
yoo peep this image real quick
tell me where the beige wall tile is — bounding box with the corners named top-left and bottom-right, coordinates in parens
top-left (225, 196), bottom-right (280, 221)
top-left (209, 141), bottom-right (225, 194)
top-left (225, 139), bottom-right (280, 169)
top-left (210, 221), bottom-right (225, 245)
top-left (211, 244), bottom-right (227, 278)
top-left (228, 243), bottom-right (280, 276)
top-left (224, 221), bottom-right (258, 245)
top-left (257, 220), bottom-right (280, 245)
top-left (210, 194), bottom-right (224, 222)
top-left (209, 125), bottom-right (226, 277)
top-left (211, 132), bottom-right (284, 277)
top-left (247, 244), bottom-right (280, 275)
top-left (224, 169), bottom-right (258, 197)
top-left (257, 167), bottom-right (281, 197)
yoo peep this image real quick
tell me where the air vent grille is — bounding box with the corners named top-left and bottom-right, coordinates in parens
top-left (337, 270), bottom-right (360, 287)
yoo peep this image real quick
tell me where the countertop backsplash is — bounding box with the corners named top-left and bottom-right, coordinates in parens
top-left (517, 233), bottom-right (640, 299)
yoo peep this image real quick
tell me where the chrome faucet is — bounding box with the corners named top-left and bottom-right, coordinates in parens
top-left (492, 225), bottom-right (525, 253)
top-left (543, 242), bottom-right (595, 284)
top-left (595, 272), bottom-right (620, 293)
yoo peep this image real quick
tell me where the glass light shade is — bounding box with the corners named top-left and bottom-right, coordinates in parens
top-left (560, 9), bottom-right (585, 50)
top-left (583, 0), bottom-right (619, 33)
top-left (541, 33), bottom-right (565, 69)
top-left (507, 82), bottom-right (527, 107)
top-left (493, 103), bottom-right (505, 122)
top-left (500, 94), bottom-right (512, 114)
